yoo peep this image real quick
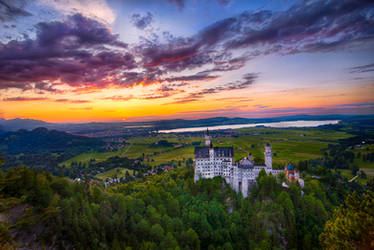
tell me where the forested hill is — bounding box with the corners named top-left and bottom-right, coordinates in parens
top-left (1, 164), bottom-right (373, 249)
top-left (0, 127), bottom-right (104, 155)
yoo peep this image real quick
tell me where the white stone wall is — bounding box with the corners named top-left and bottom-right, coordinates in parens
top-left (194, 145), bottom-right (282, 198)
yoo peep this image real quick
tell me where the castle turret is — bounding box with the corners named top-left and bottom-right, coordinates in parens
top-left (264, 144), bottom-right (272, 169)
top-left (205, 128), bottom-right (211, 146)
top-left (248, 153), bottom-right (252, 161)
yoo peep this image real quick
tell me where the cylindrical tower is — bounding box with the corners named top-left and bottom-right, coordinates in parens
top-left (264, 144), bottom-right (272, 169)
top-left (205, 128), bottom-right (211, 146)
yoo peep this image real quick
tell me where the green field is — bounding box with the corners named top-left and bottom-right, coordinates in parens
top-left (351, 144), bottom-right (374, 168)
top-left (362, 168), bottom-right (374, 176)
top-left (215, 127), bottom-right (350, 165)
top-left (95, 167), bottom-right (133, 180)
top-left (62, 127), bottom-right (354, 172)
top-left (336, 169), bottom-right (371, 185)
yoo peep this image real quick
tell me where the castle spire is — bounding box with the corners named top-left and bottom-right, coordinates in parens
top-left (205, 128), bottom-right (211, 146)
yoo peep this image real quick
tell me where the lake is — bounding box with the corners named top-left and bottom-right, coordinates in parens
top-left (159, 120), bottom-right (340, 133)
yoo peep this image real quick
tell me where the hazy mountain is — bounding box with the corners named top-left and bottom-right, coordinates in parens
top-left (0, 118), bottom-right (52, 131)
top-left (0, 114), bottom-right (362, 136)
top-left (0, 127), bottom-right (104, 155)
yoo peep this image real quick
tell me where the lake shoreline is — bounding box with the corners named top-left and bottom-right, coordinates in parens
top-left (159, 120), bottom-right (340, 133)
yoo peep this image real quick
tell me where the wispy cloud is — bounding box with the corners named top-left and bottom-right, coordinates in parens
top-left (55, 99), bottom-right (91, 103)
top-left (131, 12), bottom-right (153, 30)
top-left (168, 73), bottom-right (258, 104)
top-left (101, 95), bottom-right (134, 101)
top-left (0, 0), bottom-right (32, 22)
top-left (69, 107), bottom-right (93, 110)
top-left (349, 63), bottom-right (374, 73)
top-left (254, 104), bottom-right (268, 109)
top-left (3, 96), bottom-right (48, 101)
top-left (38, 0), bottom-right (116, 24)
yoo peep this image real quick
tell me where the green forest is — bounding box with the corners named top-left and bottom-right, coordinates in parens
top-left (1, 116), bottom-right (374, 249)
top-left (1, 161), bottom-right (373, 249)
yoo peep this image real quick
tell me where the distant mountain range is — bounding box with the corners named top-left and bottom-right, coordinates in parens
top-left (0, 118), bottom-right (50, 131)
top-left (0, 114), bottom-right (370, 136)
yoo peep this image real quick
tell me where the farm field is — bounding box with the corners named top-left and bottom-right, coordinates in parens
top-left (215, 127), bottom-right (351, 166)
top-left (337, 169), bottom-right (369, 185)
top-left (95, 167), bottom-right (133, 180)
top-left (62, 127), bottom-right (353, 170)
top-left (362, 168), bottom-right (374, 176)
top-left (351, 144), bottom-right (374, 169)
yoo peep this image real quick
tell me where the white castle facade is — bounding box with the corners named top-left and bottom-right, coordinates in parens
top-left (194, 129), bottom-right (283, 197)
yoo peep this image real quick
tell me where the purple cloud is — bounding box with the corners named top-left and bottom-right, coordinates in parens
top-left (349, 63), bottom-right (374, 73)
top-left (166, 0), bottom-right (231, 10)
top-left (138, 0), bottom-right (374, 78)
top-left (0, 0), bottom-right (31, 22)
top-left (1, 0), bottom-right (373, 97)
top-left (55, 99), bottom-right (91, 103)
top-left (3, 97), bottom-right (48, 101)
top-left (168, 73), bottom-right (258, 104)
top-left (131, 12), bottom-right (153, 30)
top-left (0, 13), bottom-right (135, 91)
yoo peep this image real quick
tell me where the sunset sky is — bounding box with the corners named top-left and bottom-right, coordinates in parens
top-left (0, 0), bottom-right (373, 122)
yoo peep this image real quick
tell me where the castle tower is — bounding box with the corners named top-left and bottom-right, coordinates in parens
top-left (264, 144), bottom-right (272, 169)
top-left (205, 128), bottom-right (211, 146)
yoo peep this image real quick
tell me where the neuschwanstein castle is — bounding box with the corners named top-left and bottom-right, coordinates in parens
top-left (194, 129), bottom-right (283, 197)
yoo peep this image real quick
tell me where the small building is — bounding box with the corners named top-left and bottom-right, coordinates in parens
top-left (163, 165), bottom-right (174, 171)
top-left (285, 164), bottom-right (296, 181)
top-left (284, 163), bottom-right (304, 187)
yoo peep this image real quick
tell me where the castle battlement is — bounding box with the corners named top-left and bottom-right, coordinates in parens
top-left (194, 129), bottom-right (282, 197)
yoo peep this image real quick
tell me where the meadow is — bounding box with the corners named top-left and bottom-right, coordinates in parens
top-left (61, 127), bottom-right (356, 170)
top-left (95, 167), bottom-right (133, 180)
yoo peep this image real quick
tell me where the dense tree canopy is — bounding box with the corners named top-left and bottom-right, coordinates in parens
top-left (1, 163), bottom-right (372, 249)
top-left (320, 191), bottom-right (374, 250)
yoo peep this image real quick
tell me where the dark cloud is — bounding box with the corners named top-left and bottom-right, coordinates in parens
top-left (131, 12), bottom-right (153, 30)
top-left (337, 102), bottom-right (374, 107)
top-left (55, 99), bottom-right (91, 103)
top-left (225, 73), bottom-right (257, 90)
top-left (225, 1), bottom-right (374, 52)
top-left (169, 73), bottom-right (258, 104)
top-left (0, 82), bottom-right (32, 90)
top-left (34, 82), bottom-right (61, 92)
top-left (349, 63), bottom-right (374, 73)
top-left (1, 0), bottom-right (374, 97)
top-left (0, 13), bottom-right (135, 91)
top-left (165, 72), bottom-right (218, 82)
top-left (138, 0), bottom-right (374, 78)
top-left (166, 0), bottom-right (185, 10)
top-left (141, 92), bottom-right (172, 100)
top-left (166, 98), bottom-right (200, 104)
top-left (254, 104), bottom-right (269, 109)
top-left (2, 97), bottom-right (93, 103)
top-left (198, 55), bottom-right (250, 75)
top-left (166, 0), bottom-right (231, 10)
top-left (0, 0), bottom-right (31, 22)
top-left (3, 97), bottom-right (48, 101)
